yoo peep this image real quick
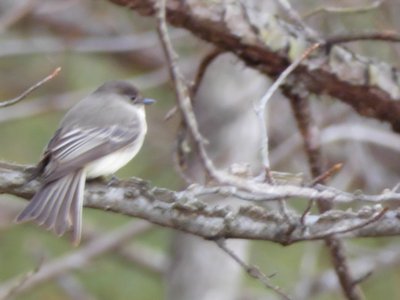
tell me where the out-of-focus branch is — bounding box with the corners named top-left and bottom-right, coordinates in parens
top-left (0, 220), bottom-right (151, 300)
top-left (156, 0), bottom-right (219, 180)
top-left (173, 48), bottom-right (224, 182)
top-left (325, 31), bottom-right (400, 47)
top-left (0, 262), bottom-right (41, 300)
top-left (109, 0), bottom-right (400, 132)
top-left (0, 0), bottom-right (37, 32)
top-left (190, 48), bottom-right (223, 97)
top-left (116, 243), bottom-right (167, 275)
top-left (274, 0), bottom-right (320, 40)
top-left (0, 202), bottom-right (165, 277)
top-left (256, 42), bottom-right (320, 179)
top-left (55, 274), bottom-right (97, 300)
top-left (304, 0), bottom-right (384, 19)
top-left (82, 225), bottom-right (167, 275)
top-left (0, 57), bottom-right (199, 124)
top-left (287, 89), bottom-right (363, 300)
top-left (0, 67), bottom-right (61, 108)
top-left (299, 243), bottom-right (400, 299)
top-left (215, 239), bottom-right (291, 300)
top-left (0, 31), bottom-right (186, 58)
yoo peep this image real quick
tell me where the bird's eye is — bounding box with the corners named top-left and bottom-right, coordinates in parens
top-left (130, 95), bottom-right (137, 102)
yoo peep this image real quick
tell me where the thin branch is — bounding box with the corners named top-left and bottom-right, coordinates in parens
top-left (0, 221), bottom-right (151, 299)
top-left (325, 208), bottom-right (388, 237)
top-left (0, 32), bottom-right (186, 58)
top-left (156, 0), bottom-right (219, 180)
top-left (256, 43), bottom-right (321, 173)
top-left (215, 239), bottom-right (291, 300)
top-left (255, 43), bottom-right (321, 219)
top-left (174, 48), bottom-right (224, 183)
top-left (55, 274), bottom-right (97, 300)
top-left (300, 163), bottom-right (343, 224)
top-left (310, 163), bottom-right (343, 186)
top-left (109, 0), bottom-right (400, 133)
top-left (190, 48), bottom-right (224, 97)
top-left (82, 225), bottom-right (166, 275)
top-left (0, 67), bottom-right (61, 108)
top-left (304, 0), bottom-right (384, 19)
top-left (287, 89), bottom-right (363, 300)
top-left (274, 0), bottom-right (320, 40)
top-left (0, 262), bottom-right (42, 300)
top-left (164, 48), bottom-right (223, 122)
top-left (325, 31), bottom-right (400, 47)
top-left (0, 0), bottom-right (37, 32)
top-left (301, 243), bottom-right (400, 298)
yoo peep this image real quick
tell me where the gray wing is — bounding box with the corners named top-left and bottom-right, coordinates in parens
top-left (41, 123), bottom-right (140, 182)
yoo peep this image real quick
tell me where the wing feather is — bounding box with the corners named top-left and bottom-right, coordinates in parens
top-left (42, 122), bottom-right (140, 182)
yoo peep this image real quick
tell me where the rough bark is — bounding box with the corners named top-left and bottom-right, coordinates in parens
top-left (109, 0), bottom-right (400, 131)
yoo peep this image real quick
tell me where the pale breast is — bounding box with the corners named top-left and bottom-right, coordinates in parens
top-left (85, 107), bottom-right (147, 178)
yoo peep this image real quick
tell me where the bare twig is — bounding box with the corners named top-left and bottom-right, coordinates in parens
top-left (325, 31), bottom-right (400, 47)
top-left (0, 67), bottom-right (61, 108)
top-left (174, 48), bottom-right (224, 183)
top-left (191, 48), bottom-right (224, 97)
top-left (164, 48), bottom-right (222, 122)
top-left (0, 56), bottom-right (200, 124)
top-left (275, 0), bottom-right (320, 40)
top-left (0, 32), bottom-right (186, 58)
top-left (300, 243), bottom-right (400, 298)
top-left (304, 0), bottom-right (384, 19)
top-left (56, 274), bottom-right (97, 300)
top-left (110, 0), bottom-right (400, 133)
top-left (0, 221), bottom-right (151, 299)
top-left (255, 43), bottom-right (321, 219)
top-left (215, 238), bottom-right (291, 300)
top-left (82, 224), bottom-right (166, 275)
top-left (287, 89), bottom-right (363, 300)
top-left (326, 208), bottom-right (388, 237)
top-left (256, 43), bottom-right (321, 174)
top-left (156, 0), bottom-right (219, 180)
top-left (0, 0), bottom-right (37, 32)
top-left (309, 163), bottom-right (343, 186)
top-left (300, 163), bottom-right (343, 224)
top-left (0, 261), bottom-right (42, 300)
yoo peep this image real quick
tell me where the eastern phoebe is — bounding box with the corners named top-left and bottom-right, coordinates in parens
top-left (16, 80), bottom-right (155, 245)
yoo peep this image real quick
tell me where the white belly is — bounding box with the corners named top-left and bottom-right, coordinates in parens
top-left (85, 109), bottom-right (147, 178)
top-left (85, 142), bottom-right (142, 178)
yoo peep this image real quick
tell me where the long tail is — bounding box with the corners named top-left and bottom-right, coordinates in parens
top-left (15, 169), bottom-right (86, 245)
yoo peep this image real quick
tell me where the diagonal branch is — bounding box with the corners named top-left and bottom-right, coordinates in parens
top-left (288, 90), bottom-right (363, 299)
top-left (109, 0), bottom-right (400, 131)
top-left (0, 67), bottom-right (61, 108)
top-left (0, 220), bottom-right (151, 299)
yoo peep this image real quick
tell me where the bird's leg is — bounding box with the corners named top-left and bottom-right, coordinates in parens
top-left (107, 174), bottom-right (119, 187)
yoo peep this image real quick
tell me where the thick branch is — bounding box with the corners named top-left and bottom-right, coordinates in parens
top-left (109, 0), bottom-right (400, 131)
top-left (3, 163), bottom-right (400, 243)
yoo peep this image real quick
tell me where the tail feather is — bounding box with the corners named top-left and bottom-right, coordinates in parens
top-left (42, 180), bottom-right (71, 229)
top-left (54, 171), bottom-right (86, 244)
top-left (36, 180), bottom-right (69, 227)
top-left (15, 169), bottom-right (86, 244)
top-left (16, 183), bottom-right (59, 222)
top-left (70, 172), bottom-right (86, 245)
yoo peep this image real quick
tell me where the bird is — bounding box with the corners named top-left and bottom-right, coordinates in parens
top-left (15, 80), bottom-right (155, 245)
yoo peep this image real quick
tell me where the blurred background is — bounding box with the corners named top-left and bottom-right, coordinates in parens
top-left (1, 0), bottom-right (400, 299)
